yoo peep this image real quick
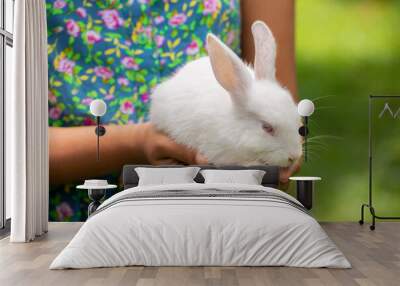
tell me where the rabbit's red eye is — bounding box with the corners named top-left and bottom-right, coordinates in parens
top-left (262, 123), bottom-right (275, 135)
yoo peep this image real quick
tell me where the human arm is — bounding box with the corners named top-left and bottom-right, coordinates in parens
top-left (240, 0), bottom-right (298, 100)
top-left (49, 123), bottom-right (207, 185)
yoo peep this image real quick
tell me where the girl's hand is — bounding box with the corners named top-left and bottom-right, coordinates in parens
top-left (141, 123), bottom-right (208, 165)
top-left (279, 159), bottom-right (302, 189)
top-left (49, 123), bottom-right (207, 185)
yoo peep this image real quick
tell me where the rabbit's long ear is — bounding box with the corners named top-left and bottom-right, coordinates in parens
top-left (207, 34), bottom-right (252, 101)
top-left (252, 21), bottom-right (276, 81)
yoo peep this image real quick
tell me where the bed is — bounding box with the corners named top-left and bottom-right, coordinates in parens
top-left (50, 165), bottom-right (350, 269)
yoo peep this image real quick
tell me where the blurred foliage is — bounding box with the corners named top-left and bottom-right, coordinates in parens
top-left (294, 0), bottom-right (400, 221)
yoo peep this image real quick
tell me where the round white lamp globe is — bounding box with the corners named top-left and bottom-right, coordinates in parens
top-left (298, 99), bottom-right (315, 117)
top-left (90, 99), bottom-right (107, 117)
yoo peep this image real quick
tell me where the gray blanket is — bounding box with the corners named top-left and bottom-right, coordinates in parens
top-left (91, 189), bottom-right (309, 218)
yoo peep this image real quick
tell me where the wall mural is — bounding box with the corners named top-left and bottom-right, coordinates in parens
top-left (46, 1), bottom-right (400, 222)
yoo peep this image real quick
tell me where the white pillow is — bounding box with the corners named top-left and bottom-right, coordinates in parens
top-left (135, 167), bottom-right (200, 186)
top-left (200, 169), bottom-right (266, 185)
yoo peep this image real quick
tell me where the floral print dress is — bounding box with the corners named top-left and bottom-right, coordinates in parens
top-left (46, 0), bottom-right (241, 221)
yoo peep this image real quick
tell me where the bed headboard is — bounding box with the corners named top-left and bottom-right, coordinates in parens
top-left (122, 165), bottom-right (280, 189)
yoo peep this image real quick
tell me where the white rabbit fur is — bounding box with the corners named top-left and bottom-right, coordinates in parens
top-left (150, 21), bottom-right (302, 167)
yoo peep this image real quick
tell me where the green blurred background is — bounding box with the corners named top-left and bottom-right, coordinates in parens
top-left (293, 0), bottom-right (400, 221)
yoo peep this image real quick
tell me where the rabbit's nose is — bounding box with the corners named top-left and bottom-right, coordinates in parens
top-left (288, 157), bottom-right (295, 164)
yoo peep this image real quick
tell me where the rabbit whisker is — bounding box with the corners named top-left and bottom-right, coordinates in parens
top-left (305, 151), bottom-right (321, 160)
top-left (306, 141), bottom-right (330, 147)
top-left (308, 135), bottom-right (343, 141)
top-left (312, 95), bottom-right (337, 102)
top-left (307, 119), bottom-right (322, 130)
top-left (306, 146), bottom-right (329, 152)
top-left (307, 145), bottom-right (328, 151)
top-left (315, 106), bottom-right (336, 111)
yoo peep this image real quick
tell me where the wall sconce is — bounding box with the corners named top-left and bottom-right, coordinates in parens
top-left (90, 99), bottom-right (107, 161)
top-left (297, 99), bottom-right (315, 162)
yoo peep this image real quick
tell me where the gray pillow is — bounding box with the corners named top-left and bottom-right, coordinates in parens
top-left (200, 169), bottom-right (266, 185)
top-left (135, 167), bottom-right (201, 186)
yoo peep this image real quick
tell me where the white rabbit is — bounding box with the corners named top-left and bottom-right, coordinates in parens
top-left (150, 21), bottom-right (302, 167)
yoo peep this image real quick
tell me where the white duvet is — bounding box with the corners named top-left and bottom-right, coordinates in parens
top-left (50, 183), bottom-right (350, 269)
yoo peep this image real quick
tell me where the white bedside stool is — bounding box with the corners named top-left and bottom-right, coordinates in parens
top-left (77, 180), bottom-right (117, 216)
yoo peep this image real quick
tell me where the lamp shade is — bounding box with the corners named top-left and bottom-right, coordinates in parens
top-left (90, 99), bottom-right (107, 117)
top-left (298, 99), bottom-right (315, 117)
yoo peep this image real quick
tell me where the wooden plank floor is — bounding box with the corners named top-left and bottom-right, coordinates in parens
top-left (0, 222), bottom-right (399, 286)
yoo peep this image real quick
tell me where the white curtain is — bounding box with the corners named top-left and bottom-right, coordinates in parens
top-left (7, 0), bottom-right (49, 242)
